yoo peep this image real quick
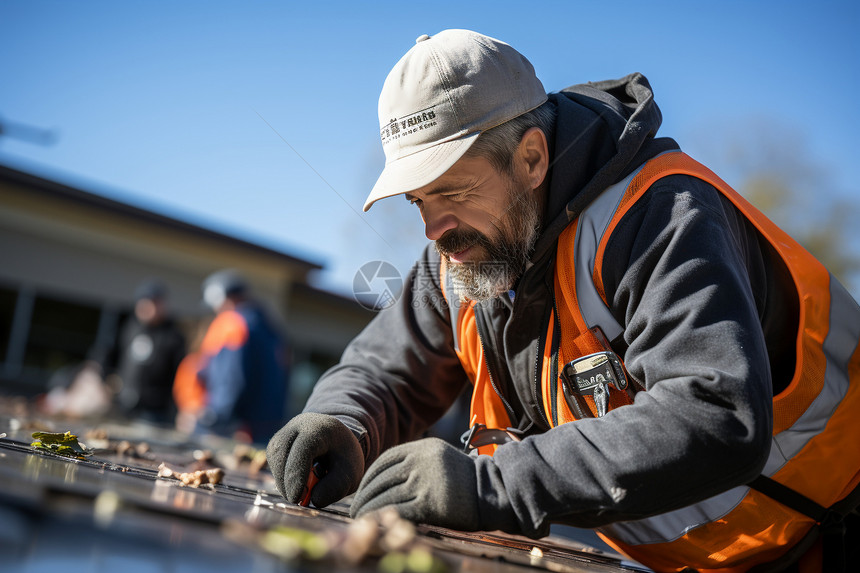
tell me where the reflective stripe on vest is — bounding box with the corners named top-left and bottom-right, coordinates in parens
top-left (572, 165), bottom-right (640, 342)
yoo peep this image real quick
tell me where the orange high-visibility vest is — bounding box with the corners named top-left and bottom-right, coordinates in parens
top-left (446, 152), bottom-right (860, 572)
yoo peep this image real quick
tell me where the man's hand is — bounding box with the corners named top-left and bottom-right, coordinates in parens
top-left (266, 413), bottom-right (364, 507)
top-left (350, 437), bottom-right (481, 531)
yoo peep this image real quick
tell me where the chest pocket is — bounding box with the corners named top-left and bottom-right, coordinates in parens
top-left (541, 162), bottom-right (651, 426)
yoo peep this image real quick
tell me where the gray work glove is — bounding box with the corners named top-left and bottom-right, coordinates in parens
top-left (266, 412), bottom-right (365, 507)
top-left (350, 437), bottom-right (481, 531)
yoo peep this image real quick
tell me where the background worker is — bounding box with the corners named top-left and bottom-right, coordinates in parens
top-left (195, 269), bottom-right (289, 444)
top-left (267, 30), bottom-right (860, 571)
top-left (105, 278), bottom-right (186, 423)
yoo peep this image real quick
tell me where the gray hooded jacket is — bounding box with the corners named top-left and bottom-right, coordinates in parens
top-left (305, 73), bottom-right (782, 537)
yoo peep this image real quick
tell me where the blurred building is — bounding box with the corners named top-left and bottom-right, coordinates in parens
top-left (0, 164), bottom-right (373, 411)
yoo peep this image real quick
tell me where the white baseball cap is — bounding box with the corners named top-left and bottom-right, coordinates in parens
top-left (363, 29), bottom-right (547, 211)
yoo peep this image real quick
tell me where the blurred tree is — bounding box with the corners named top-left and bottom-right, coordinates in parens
top-left (688, 117), bottom-right (860, 294)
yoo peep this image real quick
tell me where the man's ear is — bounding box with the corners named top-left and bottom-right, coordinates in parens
top-left (516, 127), bottom-right (549, 190)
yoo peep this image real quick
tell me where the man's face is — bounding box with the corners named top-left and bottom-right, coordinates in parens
top-left (135, 298), bottom-right (165, 325)
top-left (404, 154), bottom-right (542, 301)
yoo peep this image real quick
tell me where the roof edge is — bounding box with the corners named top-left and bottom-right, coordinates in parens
top-left (0, 163), bottom-right (323, 271)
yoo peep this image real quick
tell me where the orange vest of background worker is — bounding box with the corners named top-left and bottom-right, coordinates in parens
top-left (456, 152), bottom-right (860, 572)
top-left (173, 350), bottom-right (207, 433)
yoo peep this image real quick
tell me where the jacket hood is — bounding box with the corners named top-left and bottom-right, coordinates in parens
top-left (531, 72), bottom-right (678, 262)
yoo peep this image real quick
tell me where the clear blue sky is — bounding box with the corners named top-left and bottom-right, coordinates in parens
top-left (2, 1), bottom-right (858, 295)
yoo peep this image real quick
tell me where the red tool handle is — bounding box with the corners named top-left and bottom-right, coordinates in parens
top-left (298, 462), bottom-right (323, 507)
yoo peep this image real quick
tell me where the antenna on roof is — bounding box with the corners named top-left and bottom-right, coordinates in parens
top-left (0, 115), bottom-right (58, 146)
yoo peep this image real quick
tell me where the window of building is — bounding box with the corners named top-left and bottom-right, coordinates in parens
top-left (21, 294), bottom-right (102, 384)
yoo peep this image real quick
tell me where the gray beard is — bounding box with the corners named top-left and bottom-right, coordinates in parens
top-left (444, 185), bottom-right (542, 302)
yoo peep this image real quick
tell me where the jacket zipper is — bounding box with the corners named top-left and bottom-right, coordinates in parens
top-left (474, 303), bottom-right (517, 425)
top-left (532, 289), bottom-right (552, 429)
